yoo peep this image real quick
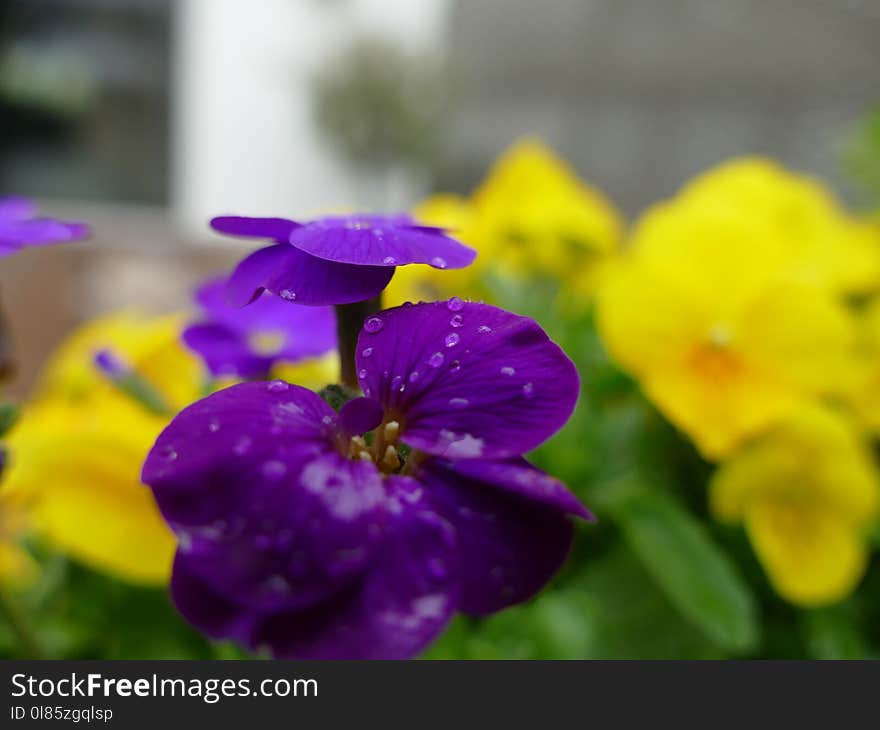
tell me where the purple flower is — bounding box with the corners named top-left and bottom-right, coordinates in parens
top-left (0, 196), bottom-right (89, 257)
top-left (143, 299), bottom-right (590, 659)
top-left (182, 277), bottom-right (337, 379)
top-left (212, 213), bottom-right (475, 307)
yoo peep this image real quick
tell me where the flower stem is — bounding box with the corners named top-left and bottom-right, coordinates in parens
top-left (335, 296), bottom-right (381, 390)
top-left (0, 586), bottom-right (44, 658)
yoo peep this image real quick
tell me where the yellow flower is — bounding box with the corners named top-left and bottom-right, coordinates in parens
top-left (385, 138), bottom-right (624, 306)
top-left (0, 491), bottom-right (38, 588)
top-left (679, 157), bottom-right (880, 296)
top-left (597, 197), bottom-right (858, 459)
top-left (271, 351), bottom-right (339, 391)
top-left (2, 311), bottom-right (202, 585)
top-left (710, 407), bottom-right (879, 606)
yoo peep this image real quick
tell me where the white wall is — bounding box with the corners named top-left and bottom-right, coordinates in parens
top-left (172, 0), bottom-right (451, 240)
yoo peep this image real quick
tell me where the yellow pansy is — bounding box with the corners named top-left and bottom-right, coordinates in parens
top-left (710, 407), bottom-right (879, 606)
top-left (597, 199), bottom-right (857, 459)
top-left (679, 157), bottom-right (880, 296)
top-left (385, 138), bottom-right (624, 306)
top-left (2, 311), bottom-right (201, 585)
top-left (0, 490), bottom-right (38, 587)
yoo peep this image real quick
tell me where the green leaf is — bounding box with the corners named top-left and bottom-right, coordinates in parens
top-left (604, 479), bottom-right (758, 653)
top-left (0, 402), bottom-right (19, 437)
top-left (801, 603), bottom-right (868, 660)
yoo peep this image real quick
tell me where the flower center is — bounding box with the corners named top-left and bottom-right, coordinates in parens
top-left (248, 330), bottom-right (287, 356)
top-left (347, 419), bottom-right (412, 476)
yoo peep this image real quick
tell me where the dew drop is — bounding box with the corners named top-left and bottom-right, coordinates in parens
top-left (449, 314), bottom-right (463, 328)
top-left (500, 366), bottom-right (516, 376)
top-left (208, 419), bottom-right (220, 433)
top-left (448, 397), bottom-right (469, 409)
top-left (477, 325), bottom-right (493, 334)
top-left (279, 289), bottom-right (297, 301)
top-left (428, 352), bottom-right (445, 368)
top-left (427, 558), bottom-right (449, 581)
top-left (391, 375), bottom-right (403, 391)
top-left (382, 256), bottom-right (396, 265)
top-left (267, 380), bottom-right (289, 393)
top-left (431, 256), bottom-right (447, 269)
top-left (522, 382), bottom-right (535, 399)
top-left (449, 360), bottom-right (461, 373)
top-left (445, 333), bottom-right (460, 348)
top-left (358, 368), bottom-right (368, 379)
top-left (409, 370), bottom-right (420, 383)
top-left (361, 347), bottom-right (374, 358)
top-left (261, 460), bottom-right (288, 479)
top-left (364, 316), bottom-right (384, 333)
top-left (447, 296), bottom-right (464, 311)
top-left (234, 436), bottom-right (253, 455)
top-left (164, 446), bottom-right (178, 462)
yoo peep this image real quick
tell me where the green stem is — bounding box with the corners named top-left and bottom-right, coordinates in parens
top-left (0, 586), bottom-right (44, 658)
top-left (335, 296), bottom-right (382, 390)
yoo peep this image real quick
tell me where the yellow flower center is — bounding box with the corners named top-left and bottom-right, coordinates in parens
top-left (248, 331), bottom-right (287, 357)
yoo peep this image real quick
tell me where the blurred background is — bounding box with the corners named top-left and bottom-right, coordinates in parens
top-left (1, 0), bottom-right (879, 396)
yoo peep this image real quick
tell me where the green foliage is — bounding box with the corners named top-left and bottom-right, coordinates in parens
top-left (844, 106), bottom-right (880, 208)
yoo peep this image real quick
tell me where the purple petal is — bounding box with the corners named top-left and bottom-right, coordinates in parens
top-left (0, 219), bottom-right (89, 250)
top-left (170, 553), bottom-right (258, 645)
top-left (143, 381), bottom-right (338, 527)
top-left (182, 322), bottom-right (272, 379)
top-left (226, 243), bottom-right (394, 307)
top-left (418, 459), bottom-right (575, 615)
top-left (338, 397), bottom-right (385, 438)
top-left (448, 458), bottom-right (593, 520)
top-left (0, 196), bottom-right (37, 222)
top-left (210, 216), bottom-right (301, 241)
top-left (253, 476), bottom-right (458, 659)
top-left (356, 301), bottom-right (580, 459)
top-left (289, 215), bottom-right (476, 269)
top-left (143, 382), bottom-right (388, 612)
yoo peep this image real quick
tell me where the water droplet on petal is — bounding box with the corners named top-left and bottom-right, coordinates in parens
top-left (364, 316), bottom-right (384, 333)
top-left (409, 370), bottom-right (420, 383)
top-left (448, 397), bottom-right (469, 409)
top-left (234, 436), bottom-right (253, 455)
top-left (208, 419), bottom-right (220, 433)
top-left (382, 256), bottom-right (396, 265)
top-left (262, 460), bottom-right (288, 480)
top-left (267, 380), bottom-right (289, 393)
top-left (445, 333), bottom-right (460, 348)
top-left (477, 325), bottom-right (493, 334)
top-left (447, 297), bottom-right (464, 311)
top-left (361, 347), bottom-right (373, 358)
top-left (431, 256), bottom-right (447, 269)
top-left (428, 352), bottom-right (445, 368)
top-left (358, 368), bottom-right (368, 379)
top-left (449, 314), bottom-right (463, 328)
top-left (391, 375), bottom-right (403, 391)
top-left (500, 366), bottom-right (516, 376)
top-left (522, 382), bottom-right (535, 399)
top-left (449, 360), bottom-right (461, 373)
top-left (427, 558), bottom-right (449, 580)
top-left (279, 289), bottom-right (297, 301)
top-left (164, 446), bottom-right (178, 462)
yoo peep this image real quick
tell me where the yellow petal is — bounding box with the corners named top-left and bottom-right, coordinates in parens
top-left (0, 543), bottom-right (39, 588)
top-left (710, 405), bottom-right (880, 524)
top-left (745, 502), bottom-right (868, 607)
top-left (4, 397), bottom-right (175, 585)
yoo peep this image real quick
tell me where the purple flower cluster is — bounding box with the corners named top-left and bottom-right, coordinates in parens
top-left (0, 196), bottom-right (89, 257)
top-left (213, 213), bottom-right (475, 306)
top-left (143, 299), bottom-right (590, 659)
top-left (183, 277), bottom-right (336, 379)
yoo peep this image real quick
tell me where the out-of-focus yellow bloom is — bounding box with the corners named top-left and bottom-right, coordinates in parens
top-left (0, 491), bottom-right (38, 587)
top-left (845, 296), bottom-right (880, 434)
top-left (2, 312), bottom-right (200, 585)
top-left (597, 198), bottom-right (858, 459)
top-left (271, 351), bottom-right (339, 391)
top-left (385, 138), bottom-right (624, 306)
top-left (679, 157), bottom-right (880, 296)
top-left (710, 407), bottom-right (879, 606)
